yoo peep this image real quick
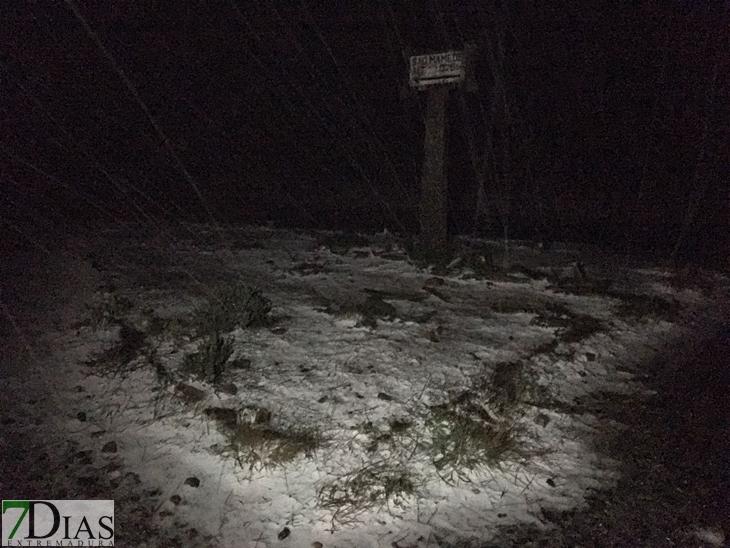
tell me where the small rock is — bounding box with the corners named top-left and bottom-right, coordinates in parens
top-left (254, 407), bottom-right (271, 425)
top-left (585, 352), bottom-right (596, 361)
top-left (77, 412), bottom-right (87, 422)
top-left (170, 495), bottom-right (181, 505)
top-left (426, 326), bottom-right (443, 342)
top-left (231, 358), bottom-right (252, 369)
top-left (270, 327), bottom-right (286, 335)
top-left (389, 418), bottom-right (410, 431)
top-left (204, 407), bottom-right (238, 428)
top-left (498, 513), bottom-right (507, 518)
top-left (312, 543), bottom-right (323, 548)
top-left (184, 477), bottom-right (200, 488)
top-left (277, 527), bottom-right (290, 540)
top-left (423, 277), bottom-right (445, 289)
top-left (541, 506), bottom-right (561, 522)
top-left (423, 284), bottom-right (450, 301)
top-left (377, 392), bottom-right (393, 401)
top-left (217, 383), bottom-right (238, 396)
top-left (101, 441), bottom-right (117, 453)
top-left (175, 383), bottom-right (206, 403)
top-left (90, 430), bottom-right (106, 438)
top-left (125, 472), bottom-right (141, 485)
top-left (534, 413), bottom-right (550, 427)
top-left (546, 478), bottom-right (556, 487)
top-left (75, 450), bottom-right (93, 465)
top-left (317, 395), bottom-right (329, 403)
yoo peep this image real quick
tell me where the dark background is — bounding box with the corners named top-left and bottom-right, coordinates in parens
top-left (1, 1), bottom-right (728, 266)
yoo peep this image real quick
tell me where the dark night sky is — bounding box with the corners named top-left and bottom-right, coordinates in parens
top-left (1, 1), bottom-right (728, 260)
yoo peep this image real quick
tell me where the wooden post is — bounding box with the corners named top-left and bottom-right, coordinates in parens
top-left (420, 85), bottom-right (450, 255)
top-left (409, 48), bottom-right (472, 258)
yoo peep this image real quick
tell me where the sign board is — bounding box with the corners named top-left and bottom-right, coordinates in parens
top-left (409, 51), bottom-right (465, 89)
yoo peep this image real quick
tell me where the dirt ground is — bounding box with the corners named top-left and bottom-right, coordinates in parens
top-left (1, 237), bottom-right (728, 548)
top-left (492, 306), bottom-right (730, 547)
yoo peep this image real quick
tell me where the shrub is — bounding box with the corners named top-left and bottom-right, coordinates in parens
top-left (319, 462), bottom-right (416, 525)
top-left (182, 333), bottom-right (235, 383)
top-left (426, 404), bottom-right (519, 477)
top-left (194, 283), bottom-right (271, 335)
top-left (224, 422), bottom-right (322, 470)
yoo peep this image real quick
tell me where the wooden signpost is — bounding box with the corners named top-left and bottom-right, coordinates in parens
top-left (409, 50), bottom-right (467, 256)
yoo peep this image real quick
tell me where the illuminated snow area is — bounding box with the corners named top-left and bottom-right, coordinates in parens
top-left (2, 224), bottom-right (724, 548)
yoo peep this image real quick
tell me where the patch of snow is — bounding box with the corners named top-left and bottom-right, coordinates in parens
top-left (4, 225), bottom-right (720, 547)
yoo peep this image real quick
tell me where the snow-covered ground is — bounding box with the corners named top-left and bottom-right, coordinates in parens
top-left (1, 223), bottom-right (726, 548)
